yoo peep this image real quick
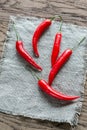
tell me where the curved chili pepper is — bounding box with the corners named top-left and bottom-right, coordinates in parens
top-left (49, 49), bottom-right (72, 85)
top-left (38, 79), bottom-right (79, 101)
top-left (16, 41), bottom-right (42, 71)
top-left (13, 22), bottom-right (42, 71)
top-left (32, 18), bottom-right (53, 57)
top-left (51, 20), bottom-right (62, 67)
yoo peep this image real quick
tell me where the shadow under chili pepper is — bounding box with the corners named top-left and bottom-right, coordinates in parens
top-left (25, 63), bottom-right (42, 74)
top-left (38, 89), bottom-right (77, 107)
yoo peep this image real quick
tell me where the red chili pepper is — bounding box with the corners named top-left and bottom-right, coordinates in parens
top-left (51, 20), bottom-right (62, 67)
top-left (49, 49), bottom-right (72, 85)
top-left (51, 33), bottom-right (62, 67)
top-left (32, 17), bottom-right (54, 57)
top-left (38, 79), bottom-right (80, 101)
top-left (13, 23), bottom-right (42, 71)
top-left (49, 37), bottom-right (86, 85)
top-left (16, 41), bottom-right (42, 71)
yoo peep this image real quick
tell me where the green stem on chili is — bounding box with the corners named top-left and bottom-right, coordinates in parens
top-left (72, 36), bottom-right (86, 50)
top-left (59, 16), bottom-right (63, 32)
top-left (12, 22), bottom-right (20, 41)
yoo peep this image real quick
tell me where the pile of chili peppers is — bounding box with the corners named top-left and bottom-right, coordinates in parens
top-left (13, 17), bottom-right (86, 101)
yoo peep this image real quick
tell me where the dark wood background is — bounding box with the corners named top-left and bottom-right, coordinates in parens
top-left (0, 0), bottom-right (87, 130)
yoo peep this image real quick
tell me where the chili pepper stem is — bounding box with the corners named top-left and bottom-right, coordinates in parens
top-left (33, 72), bottom-right (41, 80)
top-left (50, 15), bottom-right (63, 32)
top-left (59, 16), bottom-right (63, 32)
top-left (50, 16), bottom-right (55, 21)
top-left (12, 22), bottom-right (20, 41)
top-left (50, 15), bottom-right (63, 23)
top-left (59, 21), bottom-right (63, 32)
top-left (30, 69), bottom-right (41, 80)
top-left (72, 36), bottom-right (86, 51)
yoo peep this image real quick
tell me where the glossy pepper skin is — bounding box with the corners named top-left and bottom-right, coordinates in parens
top-left (38, 79), bottom-right (79, 101)
top-left (32, 19), bottom-right (52, 57)
top-left (49, 49), bottom-right (72, 85)
top-left (51, 33), bottom-right (62, 67)
top-left (16, 41), bottom-right (42, 71)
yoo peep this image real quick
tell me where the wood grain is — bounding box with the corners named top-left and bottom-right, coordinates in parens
top-left (0, 0), bottom-right (87, 130)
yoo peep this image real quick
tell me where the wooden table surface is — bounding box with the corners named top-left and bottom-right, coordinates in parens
top-left (0, 0), bottom-right (87, 130)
